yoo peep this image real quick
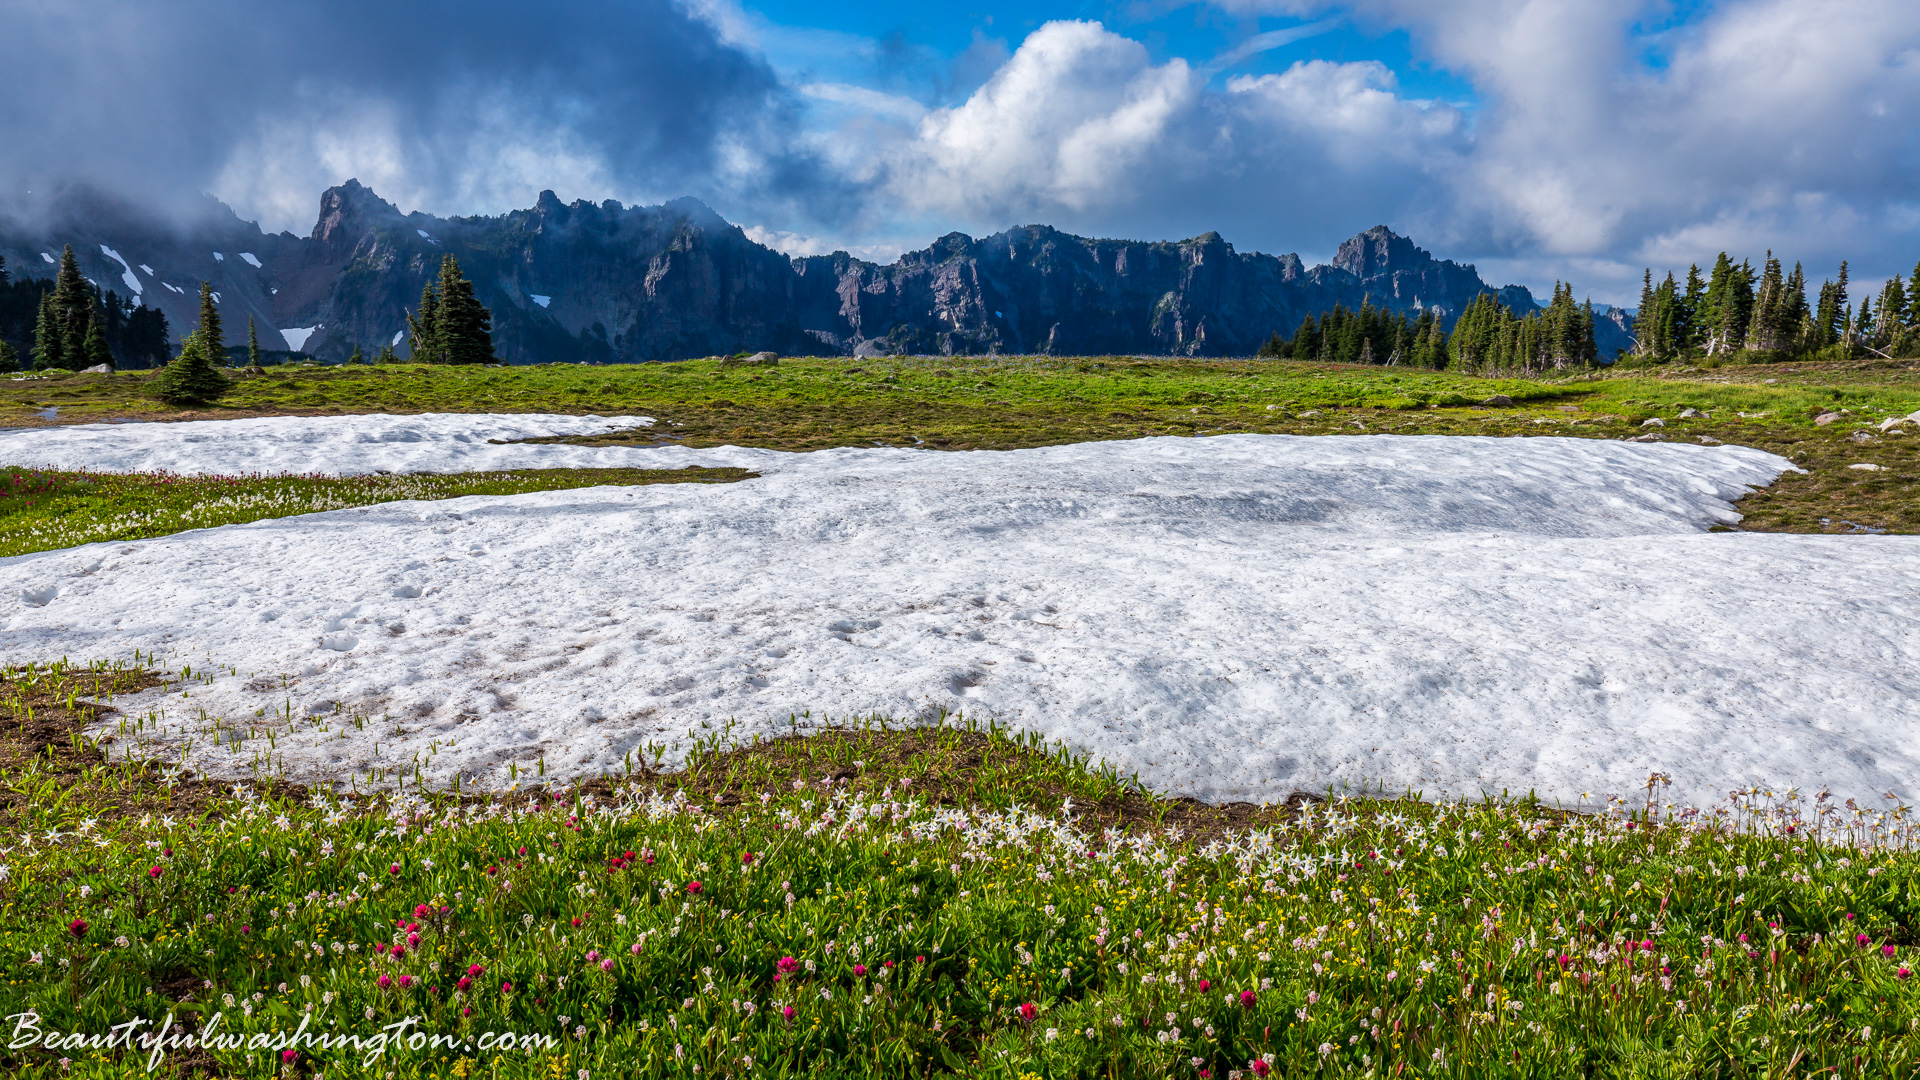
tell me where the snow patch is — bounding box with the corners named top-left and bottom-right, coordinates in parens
top-left (139, 264), bottom-right (153, 275)
top-left (99, 245), bottom-right (142, 296)
top-left (0, 420), bottom-right (1912, 807)
top-left (391, 330), bottom-right (405, 347)
top-left (0, 412), bottom-right (659, 475)
top-left (279, 327), bottom-right (318, 351)
top-left (39, 252), bottom-right (54, 264)
top-left (212, 252), bottom-right (224, 261)
top-left (239, 252), bottom-right (262, 269)
top-left (417, 229), bottom-right (438, 245)
top-left (530, 294), bottom-right (551, 308)
top-left (210, 292), bottom-right (221, 304)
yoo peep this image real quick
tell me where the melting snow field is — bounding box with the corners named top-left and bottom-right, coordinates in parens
top-left (2, 414), bottom-right (1918, 808)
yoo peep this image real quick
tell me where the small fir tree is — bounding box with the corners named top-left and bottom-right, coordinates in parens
top-left (82, 312), bottom-right (113, 370)
top-left (0, 339), bottom-right (19, 374)
top-left (32, 293), bottom-right (64, 370)
top-left (153, 283), bottom-right (233, 404)
top-left (247, 317), bottom-right (261, 368)
top-left (348, 344), bottom-right (365, 365)
top-left (408, 281), bottom-right (442, 363)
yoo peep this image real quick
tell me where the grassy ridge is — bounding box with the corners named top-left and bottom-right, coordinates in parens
top-left (0, 467), bottom-right (753, 559)
top-left (2, 662), bottom-right (1918, 1078)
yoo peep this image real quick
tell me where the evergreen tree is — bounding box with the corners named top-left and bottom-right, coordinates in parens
top-left (153, 282), bottom-right (234, 404)
top-left (82, 311), bottom-right (112, 370)
top-left (408, 280), bottom-right (442, 363)
top-left (1680, 264), bottom-right (1706, 350)
top-left (1814, 262), bottom-right (1849, 350)
top-left (0, 339), bottom-right (18, 374)
top-left (32, 292), bottom-right (64, 370)
top-left (434, 256), bottom-right (496, 365)
top-left (373, 342), bottom-right (400, 365)
top-left (195, 282), bottom-right (223, 361)
top-left (348, 344), bottom-right (365, 365)
top-left (51, 245), bottom-right (92, 361)
top-left (247, 317), bottom-right (261, 368)
top-left (1744, 252), bottom-right (1786, 353)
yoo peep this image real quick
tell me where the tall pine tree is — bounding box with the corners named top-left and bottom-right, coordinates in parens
top-left (247, 317), bottom-right (261, 369)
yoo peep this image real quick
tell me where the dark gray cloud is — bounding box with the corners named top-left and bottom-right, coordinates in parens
top-left (0, 0), bottom-right (834, 231)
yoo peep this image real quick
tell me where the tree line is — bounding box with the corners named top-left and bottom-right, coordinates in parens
top-left (1630, 251), bottom-right (1920, 362)
top-left (0, 247), bottom-right (171, 373)
top-left (1254, 282), bottom-right (1599, 373)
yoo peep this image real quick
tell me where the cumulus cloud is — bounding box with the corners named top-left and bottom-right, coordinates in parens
top-left (864, 21), bottom-right (1463, 254)
top-left (1211, 0), bottom-right (1920, 294)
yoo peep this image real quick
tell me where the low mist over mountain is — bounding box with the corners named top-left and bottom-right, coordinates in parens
top-left (0, 183), bottom-right (1631, 365)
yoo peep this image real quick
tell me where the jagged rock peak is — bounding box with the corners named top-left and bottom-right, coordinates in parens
top-left (1332, 226), bottom-right (1434, 280)
top-left (313, 179), bottom-right (404, 244)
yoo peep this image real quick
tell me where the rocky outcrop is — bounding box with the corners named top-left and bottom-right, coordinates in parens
top-left (0, 182), bottom-right (1633, 364)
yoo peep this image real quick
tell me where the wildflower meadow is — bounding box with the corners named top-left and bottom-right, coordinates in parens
top-left (2, 677), bottom-right (1917, 1078)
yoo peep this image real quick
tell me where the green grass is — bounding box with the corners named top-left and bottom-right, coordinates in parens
top-left (0, 466), bottom-right (754, 559)
top-left (9, 356), bottom-right (1919, 438)
top-left (2, 663), bottom-right (1918, 1078)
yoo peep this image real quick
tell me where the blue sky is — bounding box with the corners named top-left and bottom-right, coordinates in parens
top-left (3, 0), bottom-right (1918, 305)
top-left (744, 0), bottom-right (1475, 106)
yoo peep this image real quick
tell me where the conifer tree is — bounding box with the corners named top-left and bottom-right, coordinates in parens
top-left (434, 256), bottom-right (497, 365)
top-left (1745, 252), bottom-right (1786, 353)
top-left (247, 317), bottom-right (261, 368)
top-left (0, 339), bottom-right (18, 374)
top-left (32, 292), bottom-right (64, 370)
top-left (408, 280), bottom-right (442, 363)
top-left (1680, 265), bottom-right (1705, 350)
top-left (51, 245), bottom-right (93, 361)
top-left (153, 283), bottom-right (234, 404)
top-left (196, 282), bottom-right (223, 362)
top-left (82, 312), bottom-right (112, 370)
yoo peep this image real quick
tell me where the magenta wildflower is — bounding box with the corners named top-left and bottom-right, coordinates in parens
top-left (1018, 1002), bottom-right (1038, 1023)
top-left (777, 957), bottom-right (800, 975)
top-left (687, 881), bottom-right (703, 895)
top-left (853, 965), bottom-right (867, 977)
top-left (1240, 990), bottom-right (1257, 1008)
top-left (377, 974), bottom-right (392, 989)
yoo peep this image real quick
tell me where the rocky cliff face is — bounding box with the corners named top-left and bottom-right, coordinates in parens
top-left (0, 183), bottom-right (1633, 364)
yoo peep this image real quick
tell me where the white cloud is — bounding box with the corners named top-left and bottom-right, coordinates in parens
top-left (857, 20), bottom-right (1461, 251)
top-left (741, 225), bottom-right (903, 263)
top-left (1197, 0), bottom-right (1920, 298)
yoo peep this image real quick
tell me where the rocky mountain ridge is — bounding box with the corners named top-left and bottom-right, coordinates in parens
top-left (0, 182), bottom-right (1632, 364)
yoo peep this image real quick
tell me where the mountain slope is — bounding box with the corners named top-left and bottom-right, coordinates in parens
top-left (0, 183), bottom-right (1633, 365)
